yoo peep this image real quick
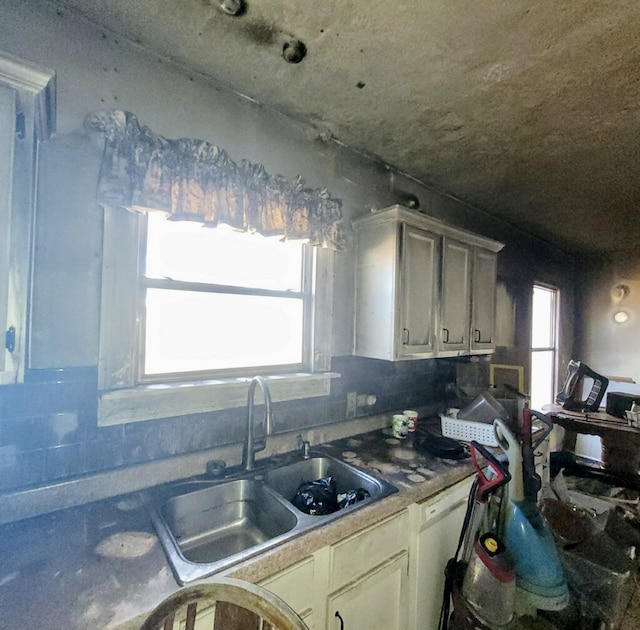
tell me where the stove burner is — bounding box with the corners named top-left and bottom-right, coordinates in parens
top-left (417, 431), bottom-right (469, 460)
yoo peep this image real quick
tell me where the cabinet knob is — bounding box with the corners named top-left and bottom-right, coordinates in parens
top-left (402, 328), bottom-right (410, 344)
top-left (442, 328), bottom-right (450, 343)
top-left (335, 611), bottom-right (345, 629)
top-left (474, 328), bottom-right (481, 343)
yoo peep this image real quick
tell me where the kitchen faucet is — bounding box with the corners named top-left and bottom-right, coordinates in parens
top-left (242, 376), bottom-right (273, 471)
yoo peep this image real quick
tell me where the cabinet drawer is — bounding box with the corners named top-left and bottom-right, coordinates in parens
top-left (329, 510), bottom-right (408, 590)
top-left (417, 477), bottom-right (472, 525)
top-left (260, 557), bottom-right (314, 616)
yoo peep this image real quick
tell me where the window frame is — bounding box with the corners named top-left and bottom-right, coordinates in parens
top-left (97, 206), bottom-right (336, 426)
top-left (137, 214), bottom-right (314, 383)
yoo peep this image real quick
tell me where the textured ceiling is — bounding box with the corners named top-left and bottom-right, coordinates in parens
top-left (54, 0), bottom-right (640, 255)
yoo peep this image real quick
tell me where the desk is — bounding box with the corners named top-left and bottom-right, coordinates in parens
top-left (543, 404), bottom-right (640, 476)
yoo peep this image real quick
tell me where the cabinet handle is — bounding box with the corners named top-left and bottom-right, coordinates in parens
top-left (474, 328), bottom-right (481, 342)
top-left (442, 328), bottom-right (450, 343)
top-left (335, 611), bottom-right (345, 630)
top-left (402, 328), bottom-right (410, 345)
top-left (5, 326), bottom-right (15, 353)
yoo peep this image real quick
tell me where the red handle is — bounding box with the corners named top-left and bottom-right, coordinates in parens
top-left (470, 440), bottom-right (511, 502)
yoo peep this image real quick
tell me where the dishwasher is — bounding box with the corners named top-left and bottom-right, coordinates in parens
top-left (409, 476), bottom-right (474, 630)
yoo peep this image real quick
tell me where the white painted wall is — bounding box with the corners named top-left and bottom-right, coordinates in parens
top-left (576, 253), bottom-right (640, 383)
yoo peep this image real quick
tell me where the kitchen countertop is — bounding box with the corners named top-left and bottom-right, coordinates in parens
top-left (0, 423), bottom-right (476, 630)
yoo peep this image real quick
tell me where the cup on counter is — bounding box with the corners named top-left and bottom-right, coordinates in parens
top-left (392, 414), bottom-right (409, 439)
top-left (403, 410), bottom-right (419, 432)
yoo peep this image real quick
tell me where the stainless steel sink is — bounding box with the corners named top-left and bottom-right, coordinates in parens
top-left (145, 451), bottom-right (397, 584)
top-left (263, 455), bottom-right (391, 512)
top-left (147, 478), bottom-right (299, 584)
top-left (163, 479), bottom-right (298, 563)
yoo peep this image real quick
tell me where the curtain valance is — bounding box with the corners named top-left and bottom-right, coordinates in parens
top-left (85, 110), bottom-right (344, 249)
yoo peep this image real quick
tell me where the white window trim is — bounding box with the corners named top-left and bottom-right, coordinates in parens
top-left (98, 372), bottom-right (338, 426)
top-left (97, 205), bottom-right (337, 426)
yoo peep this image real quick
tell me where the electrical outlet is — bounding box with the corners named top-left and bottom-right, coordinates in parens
top-left (346, 391), bottom-right (357, 419)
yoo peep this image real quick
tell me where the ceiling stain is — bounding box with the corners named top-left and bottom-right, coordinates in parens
top-left (239, 18), bottom-right (279, 47)
top-left (46, 0), bottom-right (640, 254)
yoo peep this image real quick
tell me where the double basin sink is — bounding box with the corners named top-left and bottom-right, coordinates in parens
top-left (143, 452), bottom-right (398, 584)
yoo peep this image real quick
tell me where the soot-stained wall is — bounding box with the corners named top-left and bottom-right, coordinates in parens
top-left (0, 0), bottom-right (575, 492)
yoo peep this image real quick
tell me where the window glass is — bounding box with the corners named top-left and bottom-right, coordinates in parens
top-left (142, 214), bottom-right (309, 379)
top-left (530, 285), bottom-right (559, 408)
top-left (531, 350), bottom-right (555, 409)
top-left (144, 289), bottom-right (304, 375)
top-left (531, 286), bottom-right (555, 348)
top-left (145, 213), bottom-right (304, 291)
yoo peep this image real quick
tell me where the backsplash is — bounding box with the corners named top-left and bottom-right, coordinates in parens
top-left (0, 356), bottom-right (456, 492)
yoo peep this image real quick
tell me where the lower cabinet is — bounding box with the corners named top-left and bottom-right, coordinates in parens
top-left (260, 556), bottom-right (316, 627)
top-left (327, 510), bottom-right (410, 630)
top-left (260, 510), bottom-right (409, 630)
top-left (259, 479), bottom-right (474, 630)
top-left (328, 552), bottom-right (409, 630)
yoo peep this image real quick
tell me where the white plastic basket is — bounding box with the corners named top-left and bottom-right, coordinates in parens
top-left (440, 414), bottom-right (499, 447)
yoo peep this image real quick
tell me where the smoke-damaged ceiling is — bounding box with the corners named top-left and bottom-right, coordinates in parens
top-left (53, 0), bottom-right (640, 255)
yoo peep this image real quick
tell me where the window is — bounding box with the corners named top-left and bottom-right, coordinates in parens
top-left (98, 208), bottom-right (335, 426)
top-left (141, 214), bottom-right (312, 379)
top-left (530, 284), bottom-right (559, 409)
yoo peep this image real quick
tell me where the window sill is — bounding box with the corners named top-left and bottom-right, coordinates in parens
top-left (98, 372), bottom-right (340, 426)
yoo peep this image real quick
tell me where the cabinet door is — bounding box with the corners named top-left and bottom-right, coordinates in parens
top-left (328, 553), bottom-right (409, 630)
top-left (354, 219), bottom-right (398, 361)
top-left (261, 557), bottom-right (315, 627)
top-left (471, 248), bottom-right (497, 353)
top-left (0, 56), bottom-right (55, 383)
top-left (0, 85), bottom-right (16, 382)
top-left (398, 223), bottom-right (438, 358)
top-left (439, 238), bottom-right (471, 355)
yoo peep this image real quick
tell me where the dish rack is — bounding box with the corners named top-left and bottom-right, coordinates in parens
top-left (440, 414), bottom-right (499, 447)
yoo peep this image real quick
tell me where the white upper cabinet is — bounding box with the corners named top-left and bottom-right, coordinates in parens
top-left (353, 206), bottom-right (503, 361)
top-left (438, 239), bottom-right (500, 356)
top-left (353, 210), bottom-right (438, 361)
top-left (400, 223), bottom-right (439, 357)
top-left (0, 53), bottom-right (55, 383)
top-left (438, 237), bottom-right (472, 356)
top-left (471, 247), bottom-right (499, 354)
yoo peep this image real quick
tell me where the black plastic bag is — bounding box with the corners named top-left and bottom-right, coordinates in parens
top-left (337, 488), bottom-right (371, 509)
top-left (291, 476), bottom-right (339, 515)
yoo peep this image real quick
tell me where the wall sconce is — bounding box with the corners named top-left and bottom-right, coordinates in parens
top-left (613, 310), bottom-right (630, 324)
